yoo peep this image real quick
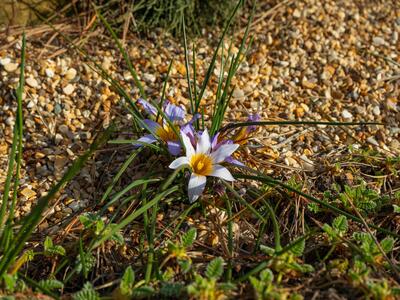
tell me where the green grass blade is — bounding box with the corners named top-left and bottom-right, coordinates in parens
top-left (182, 15), bottom-right (194, 115)
top-left (235, 172), bottom-right (400, 238)
top-left (157, 59), bottom-right (174, 122)
top-left (222, 180), bottom-right (267, 223)
top-left (100, 178), bottom-right (161, 214)
top-left (98, 149), bottom-right (143, 205)
top-left (91, 185), bottom-right (178, 249)
top-left (0, 125), bottom-right (115, 277)
top-left (0, 33), bottom-right (26, 232)
top-left (220, 120), bottom-right (383, 131)
top-left (95, 7), bottom-right (145, 98)
top-left (196, 0), bottom-right (243, 104)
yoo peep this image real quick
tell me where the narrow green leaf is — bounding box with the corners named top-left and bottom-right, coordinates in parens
top-left (205, 257), bottom-right (224, 279)
top-left (181, 228), bottom-right (197, 248)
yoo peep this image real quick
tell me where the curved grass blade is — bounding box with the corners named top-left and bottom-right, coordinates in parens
top-left (220, 120), bottom-right (383, 132)
top-left (94, 7), bottom-right (145, 99)
top-left (235, 172), bottom-right (400, 239)
top-left (100, 178), bottom-right (161, 214)
top-left (0, 124), bottom-right (115, 277)
top-left (196, 0), bottom-right (243, 105)
top-left (90, 185), bottom-right (179, 250)
top-left (98, 148), bottom-right (143, 205)
top-left (0, 33), bottom-right (26, 234)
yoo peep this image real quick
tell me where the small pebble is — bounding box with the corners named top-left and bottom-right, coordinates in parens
top-left (372, 106), bottom-right (381, 116)
top-left (372, 36), bottom-right (386, 46)
top-left (63, 84), bottom-right (75, 95)
top-left (26, 77), bottom-right (39, 88)
top-left (4, 62), bottom-right (18, 72)
top-left (65, 68), bottom-right (77, 80)
top-left (341, 109), bottom-right (353, 119)
top-left (45, 68), bottom-right (55, 78)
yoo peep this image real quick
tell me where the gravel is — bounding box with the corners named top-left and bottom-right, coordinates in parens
top-left (0, 0), bottom-right (399, 228)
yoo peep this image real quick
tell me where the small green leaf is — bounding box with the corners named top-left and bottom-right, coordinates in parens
top-left (178, 258), bottom-right (192, 273)
top-left (44, 236), bottom-right (66, 257)
top-left (95, 219), bottom-right (105, 235)
top-left (43, 236), bottom-right (53, 251)
top-left (290, 239), bottom-right (305, 257)
top-left (120, 266), bottom-right (135, 295)
top-left (181, 228), bottom-right (197, 248)
top-left (322, 224), bottom-right (336, 239)
top-left (3, 273), bottom-right (17, 292)
top-left (260, 245), bottom-right (275, 256)
top-left (73, 282), bottom-right (100, 300)
top-left (38, 279), bottom-right (64, 291)
top-left (132, 286), bottom-right (154, 298)
top-left (381, 237), bottom-right (395, 253)
top-left (333, 215), bottom-right (348, 234)
top-left (307, 203), bottom-right (320, 213)
top-left (79, 213), bottom-right (98, 229)
top-left (205, 257), bottom-right (224, 279)
top-left (76, 252), bottom-right (96, 275)
top-left (393, 205), bottom-right (400, 213)
top-left (259, 268), bottom-right (274, 283)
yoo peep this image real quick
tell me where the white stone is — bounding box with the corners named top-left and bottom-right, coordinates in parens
top-left (65, 68), bottom-right (77, 80)
top-left (4, 62), bottom-right (18, 72)
top-left (143, 73), bottom-right (156, 83)
top-left (63, 84), bottom-right (75, 95)
top-left (341, 109), bottom-right (353, 119)
top-left (367, 136), bottom-right (379, 146)
top-left (0, 57), bottom-right (11, 65)
top-left (372, 106), bottom-right (381, 116)
top-left (26, 77), bottom-right (38, 88)
top-left (373, 36), bottom-right (386, 46)
top-left (45, 68), bottom-right (55, 78)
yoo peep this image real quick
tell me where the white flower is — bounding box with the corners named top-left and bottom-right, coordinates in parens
top-left (169, 129), bottom-right (239, 203)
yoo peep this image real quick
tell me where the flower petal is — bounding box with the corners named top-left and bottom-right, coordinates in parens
top-left (225, 156), bottom-right (245, 167)
top-left (247, 113), bottom-right (261, 133)
top-left (197, 128), bottom-right (211, 154)
top-left (210, 144), bottom-right (239, 163)
top-left (167, 140), bottom-right (181, 156)
top-left (133, 134), bottom-right (157, 147)
top-left (137, 98), bottom-right (157, 115)
top-left (181, 123), bottom-right (196, 146)
top-left (169, 156), bottom-right (189, 169)
top-left (188, 173), bottom-right (207, 203)
top-left (165, 103), bottom-right (185, 122)
top-left (210, 165), bottom-right (235, 181)
top-left (211, 132), bottom-right (220, 149)
top-left (142, 119), bottom-right (162, 135)
top-left (181, 130), bottom-right (195, 159)
top-left (188, 113), bottom-right (201, 125)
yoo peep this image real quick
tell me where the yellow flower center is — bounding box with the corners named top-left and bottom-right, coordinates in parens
top-left (190, 153), bottom-right (213, 176)
top-left (155, 125), bottom-right (178, 142)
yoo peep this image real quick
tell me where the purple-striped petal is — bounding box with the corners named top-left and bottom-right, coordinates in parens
top-left (142, 119), bottom-right (162, 135)
top-left (138, 98), bottom-right (157, 116)
top-left (225, 156), bottom-right (245, 167)
top-left (210, 144), bottom-right (239, 164)
top-left (167, 140), bottom-right (181, 156)
top-left (188, 173), bottom-right (207, 203)
top-left (165, 103), bottom-right (185, 122)
top-left (133, 134), bottom-right (157, 147)
top-left (247, 113), bottom-right (261, 132)
top-left (181, 123), bottom-right (196, 146)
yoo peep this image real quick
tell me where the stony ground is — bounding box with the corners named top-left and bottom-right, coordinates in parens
top-left (1, 0), bottom-right (399, 224)
top-left (0, 0), bottom-right (399, 297)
